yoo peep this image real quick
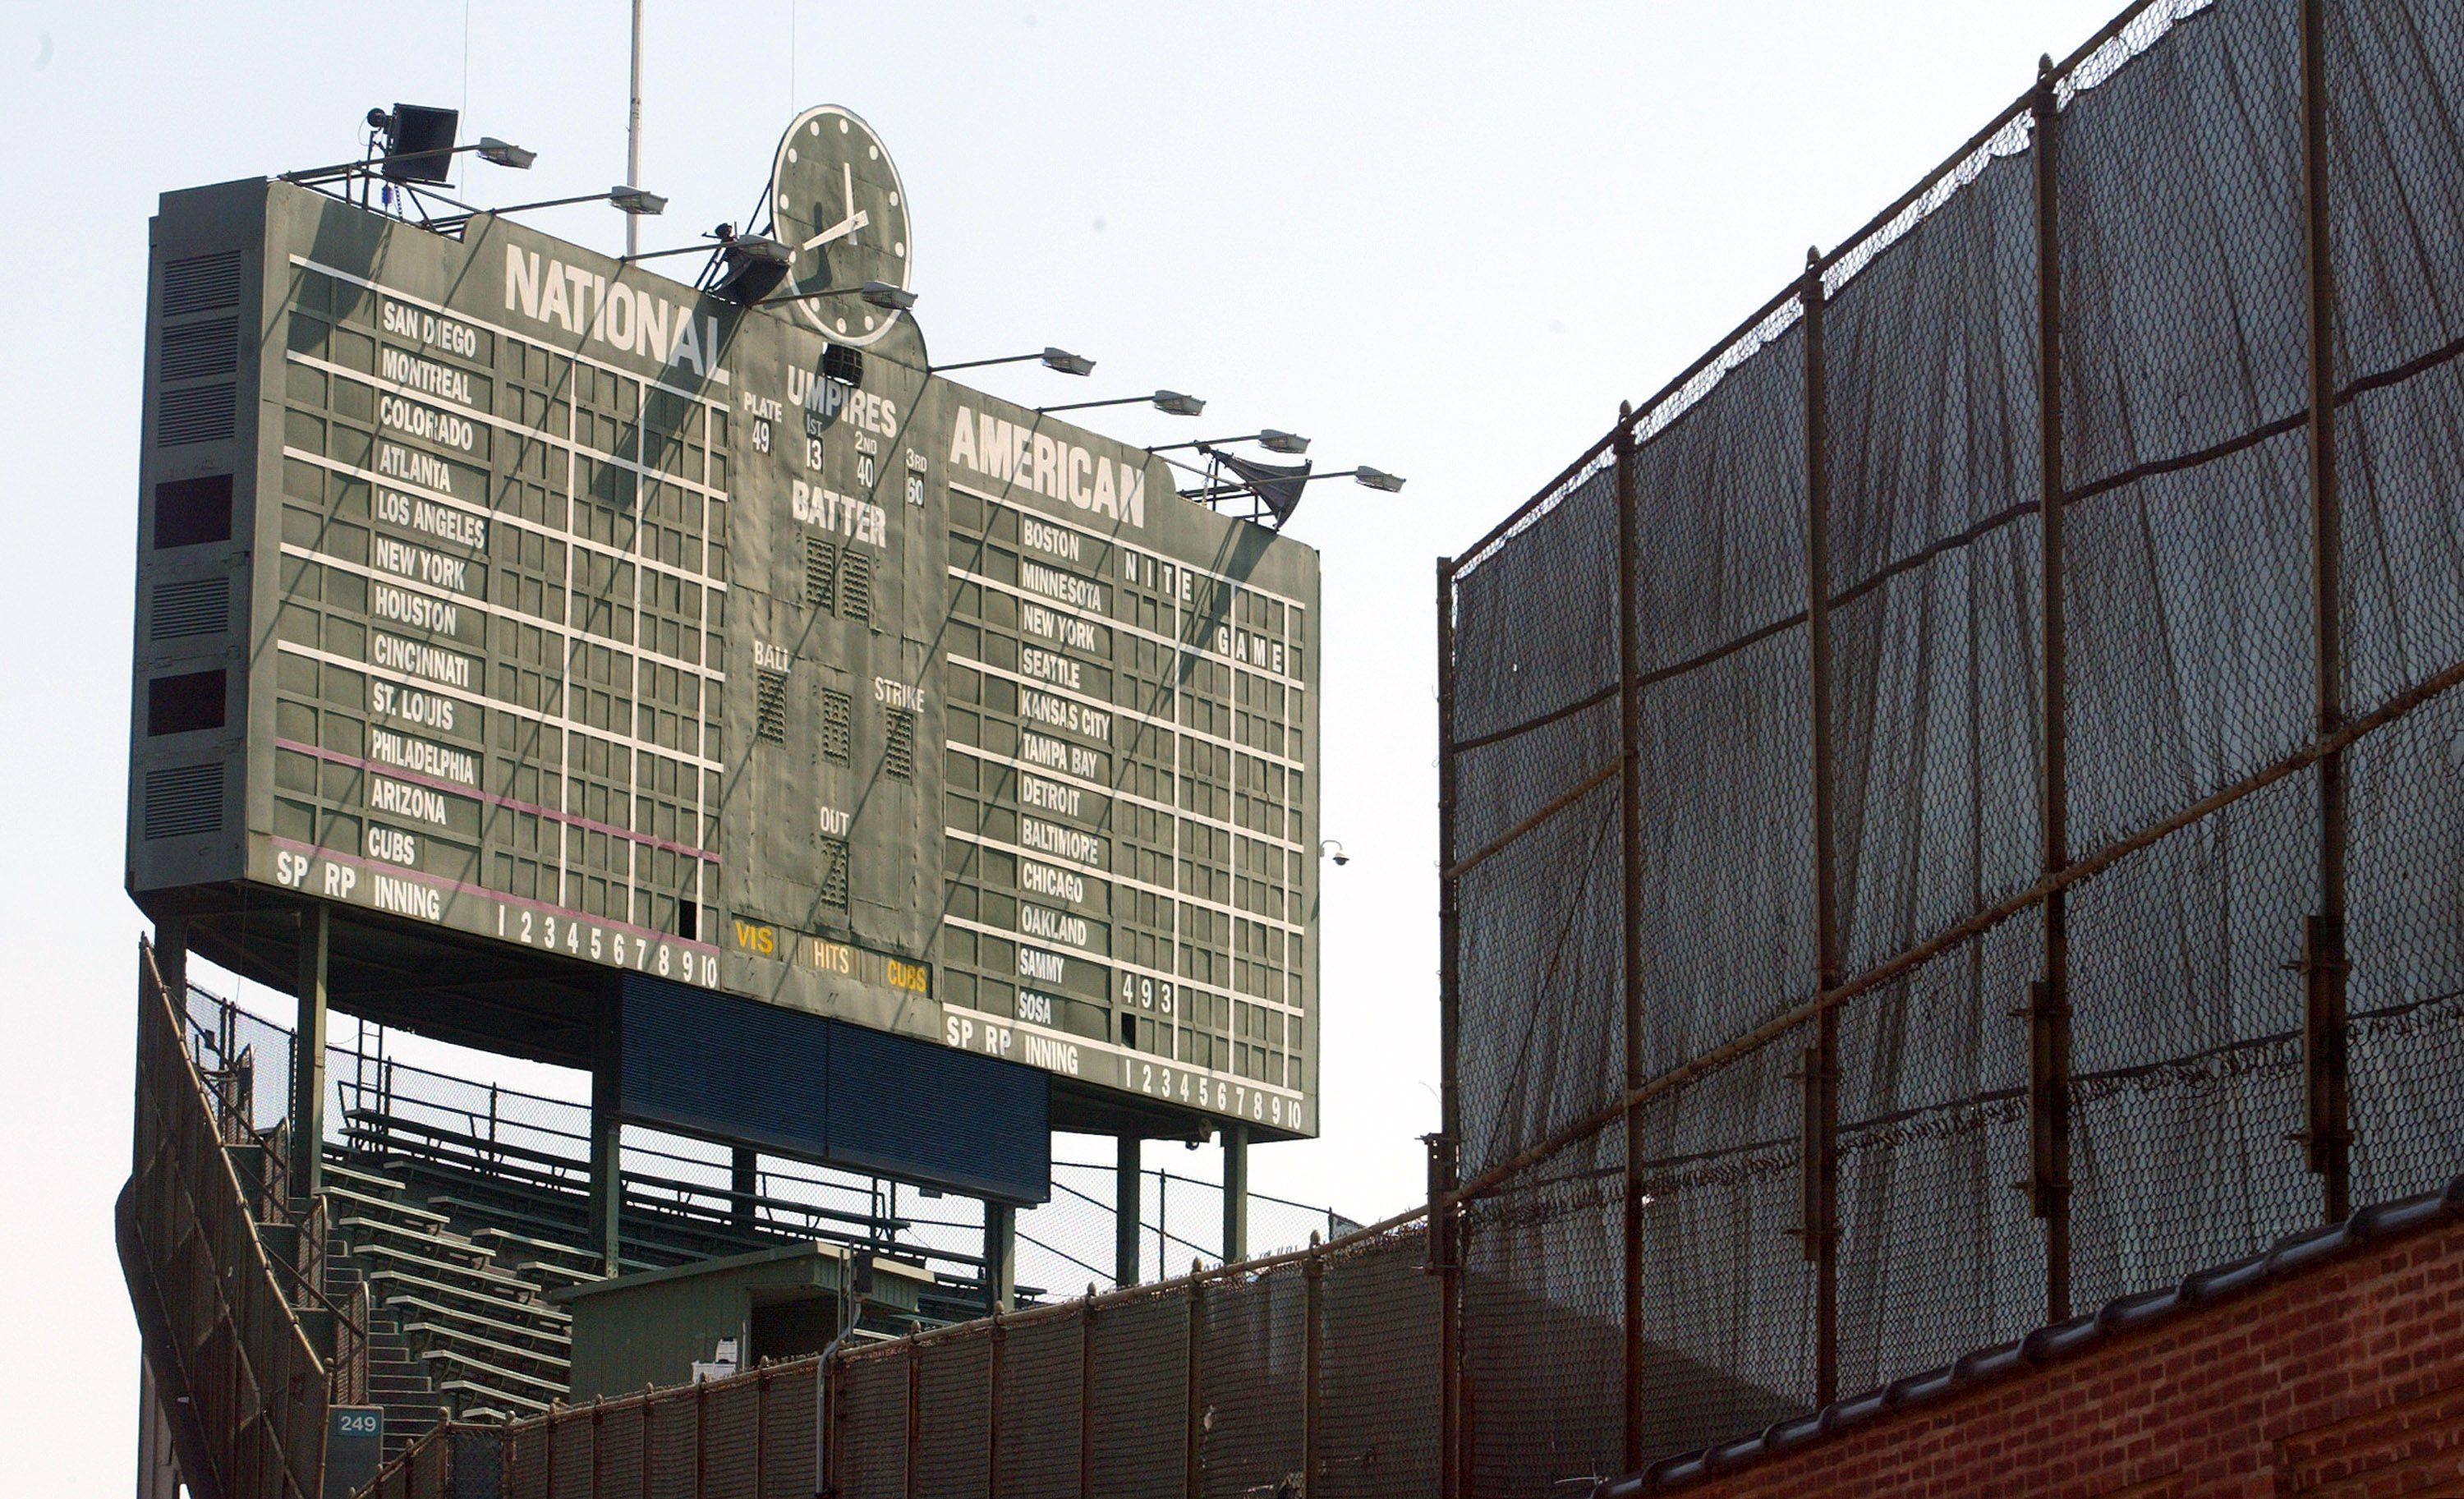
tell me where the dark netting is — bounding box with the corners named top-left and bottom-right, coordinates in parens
top-left (914, 1338), bottom-right (990, 1499)
top-left (549, 1411), bottom-right (592, 1499)
top-left (2344, 688), bottom-right (2464, 1206)
top-left (1450, 769), bottom-right (1622, 1175)
top-left (1196, 1264), bottom-right (1307, 1497)
top-left (993, 1312), bottom-right (1084, 1499)
top-left (2064, 766), bottom-right (2317, 1310)
top-left (1315, 1229), bottom-right (1438, 1499)
top-left (1450, 466), bottom-right (1624, 1175)
top-left (593, 1405), bottom-right (643, 1497)
top-left (697, 1381), bottom-right (759, 1499)
top-left (1463, 1127), bottom-right (1625, 1497)
top-left (1823, 130), bottom-right (2046, 968)
top-left (1630, 311), bottom-right (1817, 1078)
top-left (761, 1365), bottom-right (818, 1499)
top-left (1833, 917), bottom-right (2043, 1392)
top-left (2329, 0), bottom-right (2464, 715)
top-left (1087, 1286), bottom-right (1189, 1497)
top-left (647, 1393), bottom-right (696, 1499)
top-left (835, 1353), bottom-right (907, 1499)
top-left (1631, 1026), bottom-right (1814, 1465)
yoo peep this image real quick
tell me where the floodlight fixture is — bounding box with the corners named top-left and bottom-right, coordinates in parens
top-left (475, 137), bottom-right (536, 169)
top-left (932, 347), bottom-right (1097, 377)
top-left (1039, 390), bottom-right (1207, 418)
top-left (1353, 467), bottom-right (1407, 492)
top-left (859, 280), bottom-right (917, 311)
top-left (608, 186), bottom-right (668, 216)
top-left (710, 234), bottom-right (793, 305)
top-left (369, 103), bottom-right (460, 183)
top-left (1148, 430), bottom-right (1311, 457)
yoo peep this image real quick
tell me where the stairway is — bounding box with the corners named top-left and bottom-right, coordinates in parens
top-left (308, 1202), bottom-right (448, 1462)
top-left (317, 1156), bottom-right (576, 1425)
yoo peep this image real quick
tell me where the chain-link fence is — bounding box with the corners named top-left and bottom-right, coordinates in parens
top-left (1440, 0), bottom-right (2464, 1490)
top-left (179, 985), bottom-right (1349, 1311)
top-left (482, 1220), bottom-right (1437, 1499)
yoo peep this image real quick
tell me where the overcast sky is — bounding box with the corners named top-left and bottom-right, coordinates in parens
top-left (0, 2), bottom-right (2127, 1488)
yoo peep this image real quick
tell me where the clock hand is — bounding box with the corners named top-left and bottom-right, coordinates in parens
top-left (798, 209), bottom-right (871, 255)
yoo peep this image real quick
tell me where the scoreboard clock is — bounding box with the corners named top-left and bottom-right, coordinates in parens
top-left (125, 108), bottom-right (1322, 1160)
top-left (770, 106), bottom-right (914, 347)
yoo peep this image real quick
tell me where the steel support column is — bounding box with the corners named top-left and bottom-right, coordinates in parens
top-left (2298, 0), bottom-right (2352, 1225)
top-left (1433, 554), bottom-right (1464, 1499)
top-left (1115, 1134), bottom-right (1142, 1287)
top-left (1220, 1121), bottom-right (1248, 1263)
top-left (1303, 1233), bottom-right (1324, 1494)
top-left (589, 1018), bottom-right (623, 1274)
top-left (1184, 1269), bottom-right (1205, 1499)
top-left (1800, 249), bottom-right (1842, 1405)
top-left (291, 905), bottom-right (329, 1200)
top-left (729, 1147), bottom-right (758, 1232)
top-left (986, 1200), bottom-right (1018, 1311)
top-left (2030, 57), bottom-right (2077, 1323)
top-left (1615, 400), bottom-right (1651, 1469)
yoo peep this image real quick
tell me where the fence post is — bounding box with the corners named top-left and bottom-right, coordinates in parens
top-left (754, 1368), bottom-right (769, 1497)
top-left (591, 1397), bottom-right (605, 1497)
top-left (1800, 246), bottom-right (1843, 1406)
top-left (1079, 1292), bottom-right (1096, 1499)
top-left (1615, 394), bottom-right (1650, 1472)
top-left (905, 1346), bottom-right (921, 1499)
top-left (1185, 1266), bottom-right (1206, 1499)
top-left (694, 1378), bottom-right (707, 1499)
top-left (1303, 1233), bottom-right (1324, 1495)
top-left (987, 1309), bottom-right (1004, 1492)
top-left (2030, 54), bottom-right (2078, 1325)
top-left (642, 1394), bottom-right (655, 1499)
top-left (2297, 0), bottom-right (2352, 1226)
top-left (1433, 554), bottom-right (1464, 1499)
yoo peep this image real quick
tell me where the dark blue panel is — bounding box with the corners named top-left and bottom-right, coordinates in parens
top-left (826, 1022), bottom-right (1051, 1205)
top-left (618, 975), bottom-right (1050, 1204)
top-left (619, 975), bottom-right (831, 1159)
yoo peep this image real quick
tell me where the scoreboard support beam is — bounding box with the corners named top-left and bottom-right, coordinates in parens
top-left (1221, 1123), bottom-right (1249, 1262)
top-left (1115, 1134), bottom-right (1142, 1287)
top-left (291, 907), bottom-right (329, 1200)
top-left (985, 1201), bottom-right (1018, 1311)
top-left (730, 1147), bottom-right (759, 1231)
top-left (589, 1024), bottom-right (623, 1274)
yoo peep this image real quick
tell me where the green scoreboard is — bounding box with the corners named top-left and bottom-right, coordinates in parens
top-left (127, 112), bottom-right (1320, 1143)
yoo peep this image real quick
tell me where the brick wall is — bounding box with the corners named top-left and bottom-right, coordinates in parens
top-left (1609, 1209), bottom-right (2464, 1498)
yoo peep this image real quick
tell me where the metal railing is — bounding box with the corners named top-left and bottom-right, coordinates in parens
top-left (127, 940), bottom-right (355, 1499)
top-left (183, 984), bottom-right (1354, 1309)
top-left (487, 1213), bottom-right (1438, 1499)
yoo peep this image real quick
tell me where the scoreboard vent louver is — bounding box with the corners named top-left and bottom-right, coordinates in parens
top-left (143, 763), bottom-right (223, 840)
top-left (805, 536), bottom-right (838, 609)
top-left (839, 550), bottom-right (871, 623)
top-left (883, 707), bottom-right (916, 780)
top-left (159, 319), bottom-right (238, 382)
top-left (756, 670), bottom-right (789, 745)
top-left (160, 251), bottom-right (241, 317)
top-left (821, 688), bottom-right (853, 764)
top-left (821, 837), bottom-right (852, 908)
top-left (155, 384), bottom-right (235, 447)
top-left (149, 578), bottom-right (229, 640)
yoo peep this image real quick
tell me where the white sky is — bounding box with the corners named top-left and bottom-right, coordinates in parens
top-left (0, 2), bottom-right (2125, 1489)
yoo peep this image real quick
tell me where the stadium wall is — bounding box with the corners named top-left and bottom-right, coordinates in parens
top-left (1600, 1182), bottom-right (2464, 1497)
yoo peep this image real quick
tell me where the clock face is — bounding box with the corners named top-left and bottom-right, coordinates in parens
top-left (769, 106), bottom-right (913, 347)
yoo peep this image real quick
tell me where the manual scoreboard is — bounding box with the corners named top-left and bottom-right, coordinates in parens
top-left (126, 123), bottom-right (1319, 1143)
